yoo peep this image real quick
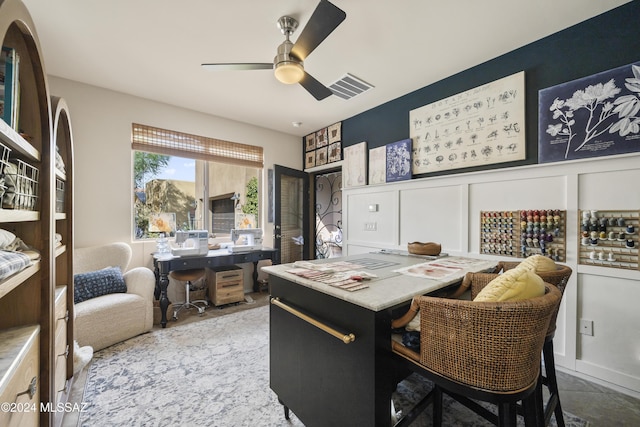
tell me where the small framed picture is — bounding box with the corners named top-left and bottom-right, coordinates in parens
top-left (316, 146), bottom-right (328, 166)
top-left (328, 142), bottom-right (341, 163)
top-left (343, 141), bottom-right (367, 188)
top-left (316, 128), bottom-right (328, 148)
top-left (305, 133), bottom-right (316, 152)
top-left (305, 151), bottom-right (316, 169)
top-left (328, 122), bottom-right (342, 143)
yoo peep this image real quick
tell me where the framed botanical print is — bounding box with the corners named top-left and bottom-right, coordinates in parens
top-left (368, 146), bottom-right (386, 185)
top-left (539, 61), bottom-right (640, 163)
top-left (410, 71), bottom-right (525, 174)
top-left (386, 139), bottom-right (412, 182)
top-left (343, 141), bottom-right (367, 188)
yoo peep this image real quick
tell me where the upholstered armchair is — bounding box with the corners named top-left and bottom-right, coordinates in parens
top-left (74, 242), bottom-right (155, 351)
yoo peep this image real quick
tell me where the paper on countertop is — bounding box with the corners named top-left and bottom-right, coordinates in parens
top-left (285, 264), bottom-right (378, 292)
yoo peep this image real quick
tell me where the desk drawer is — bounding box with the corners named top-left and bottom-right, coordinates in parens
top-left (214, 285), bottom-right (244, 306)
top-left (207, 266), bottom-right (244, 306)
top-left (207, 265), bottom-right (243, 284)
top-left (54, 286), bottom-right (68, 343)
top-left (54, 350), bottom-right (69, 401)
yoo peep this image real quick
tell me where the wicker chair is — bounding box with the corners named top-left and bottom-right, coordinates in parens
top-left (392, 283), bottom-right (562, 427)
top-left (488, 261), bottom-right (573, 427)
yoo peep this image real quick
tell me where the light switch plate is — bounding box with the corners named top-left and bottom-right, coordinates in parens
top-left (580, 319), bottom-right (594, 336)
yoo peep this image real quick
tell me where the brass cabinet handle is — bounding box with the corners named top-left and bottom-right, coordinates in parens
top-left (271, 297), bottom-right (356, 344)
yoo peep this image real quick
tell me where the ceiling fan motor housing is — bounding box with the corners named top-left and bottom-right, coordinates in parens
top-left (274, 39), bottom-right (304, 84)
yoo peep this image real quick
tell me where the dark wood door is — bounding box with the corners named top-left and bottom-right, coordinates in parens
top-left (274, 165), bottom-right (310, 264)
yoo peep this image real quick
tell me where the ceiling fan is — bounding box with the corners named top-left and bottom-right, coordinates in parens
top-left (201, 0), bottom-right (346, 101)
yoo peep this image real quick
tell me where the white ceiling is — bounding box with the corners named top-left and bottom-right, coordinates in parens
top-left (23, 0), bottom-right (630, 137)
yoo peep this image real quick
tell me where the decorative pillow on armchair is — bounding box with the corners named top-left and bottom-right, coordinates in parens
top-left (74, 266), bottom-right (127, 304)
top-left (518, 254), bottom-right (557, 273)
top-left (473, 267), bottom-right (545, 302)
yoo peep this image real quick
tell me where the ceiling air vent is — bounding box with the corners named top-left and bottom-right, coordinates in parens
top-left (329, 73), bottom-right (374, 100)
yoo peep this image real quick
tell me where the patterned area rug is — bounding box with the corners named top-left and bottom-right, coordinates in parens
top-left (79, 305), bottom-right (588, 426)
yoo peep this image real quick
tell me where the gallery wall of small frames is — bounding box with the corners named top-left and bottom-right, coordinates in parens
top-left (578, 210), bottom-right (639, 271)
top-left (481, 209), bottom-right (566, 262)
top-left (304, 122), bottom-right (342, 170)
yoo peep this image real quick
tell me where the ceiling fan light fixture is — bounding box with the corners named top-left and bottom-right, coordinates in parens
top-left (274, 61), bottom-right (304, 84)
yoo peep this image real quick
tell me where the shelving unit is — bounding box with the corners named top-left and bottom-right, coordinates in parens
top-left (480, 209), bottom-right (566, 261)
top-left (51, 96), bottom-right (74, 427)
top-left (577, 210), bottom-right (639, 271)
top-left (0, 1), bottom-right (75, 426)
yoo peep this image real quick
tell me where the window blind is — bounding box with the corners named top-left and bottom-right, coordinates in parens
top-left (131, 123), bottom-right (264, 168)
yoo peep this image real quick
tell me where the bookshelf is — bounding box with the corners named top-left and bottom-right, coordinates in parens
top-left (0, 1), bottom-right (75, 426)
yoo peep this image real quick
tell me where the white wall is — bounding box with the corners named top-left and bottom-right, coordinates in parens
top-left (49, 76), bottom-right (301, 276)
top-left (343, 153), bottom-right (640, 396)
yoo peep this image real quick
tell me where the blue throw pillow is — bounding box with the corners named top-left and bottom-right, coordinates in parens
top-left (74, 266), bottom-right (126, 304)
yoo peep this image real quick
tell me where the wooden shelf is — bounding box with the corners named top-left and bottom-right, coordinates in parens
top-left (480, 209), bottom-right (567, 262)
top-left (0, 260), bottom-right (40, 300)
top-left (0, 119), bottom-right (40, 162)
top-left (55, 244), bottom-right (66, 258)
top-left (578, 210), bottom-right (639, 271)
top-left (0, 210), bottom-right (40, 222)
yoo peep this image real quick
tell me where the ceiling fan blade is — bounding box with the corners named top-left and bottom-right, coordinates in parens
top-left (201, 63), bottom-right (273, 71)
top-left (299, 71), bottom-right (333, 100)
top-left (291, 0), bottom-right (346, 60)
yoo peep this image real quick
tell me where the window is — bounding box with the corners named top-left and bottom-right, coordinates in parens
top-left (132, 124), bottom-right (263, 240)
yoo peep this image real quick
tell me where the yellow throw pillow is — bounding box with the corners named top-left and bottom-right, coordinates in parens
top-left (518, 254), bottom-right (557, 273)
top-left (474, 268), bottom-right (545, 302)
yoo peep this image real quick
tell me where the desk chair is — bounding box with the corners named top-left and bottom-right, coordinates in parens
top-left (392, 283), bottom-right (561, 427)
top-left (170, 269), bottom-right (208, 319)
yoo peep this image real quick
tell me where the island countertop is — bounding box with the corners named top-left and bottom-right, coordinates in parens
top-left (263, 252), bottom-right (496, 311)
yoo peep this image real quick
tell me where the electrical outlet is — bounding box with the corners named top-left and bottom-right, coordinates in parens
top-left (580, 319), bottom-right (594, 336)
top-left (364, 222), bottom-right (377, 231)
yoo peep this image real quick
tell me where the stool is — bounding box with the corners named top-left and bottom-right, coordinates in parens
top-left (170, 269), bottom-right (208, 319)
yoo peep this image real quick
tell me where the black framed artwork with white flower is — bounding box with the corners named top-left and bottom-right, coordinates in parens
top-left (538, 61), bottom-right (640, 163)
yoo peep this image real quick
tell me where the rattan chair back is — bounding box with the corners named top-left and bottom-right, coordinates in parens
top-left (488, 262), bottom-right (573, 338)
top-left (416, 284), bottom-right (561, 393)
